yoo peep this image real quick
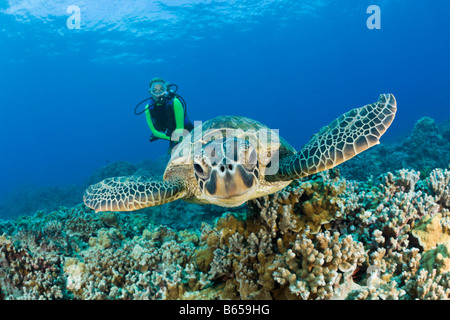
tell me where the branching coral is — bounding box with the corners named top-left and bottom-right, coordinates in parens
top-left (273, 231), bottom-right (366, 300)
top-left (427, 168), bottom-right (450, 208)
top-left (248, 170), bottom-right (346, 237)
top-left (192, 171), bottom-right (367, 300)
top-left (0, 234), bottom-right (65, 299)
top-left (63, 225), bottom-right (209, 300)
top-left (1, 166), bottom-right (450, 300)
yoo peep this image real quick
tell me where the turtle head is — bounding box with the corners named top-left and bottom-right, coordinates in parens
top-left (193, 137), bottom-right (260, 207)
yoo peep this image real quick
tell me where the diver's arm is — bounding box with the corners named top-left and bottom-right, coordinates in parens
top-left (171, 98), bottom-right (187, 141)
top-left (145, 105), bottom-right (170, 140)
top-left (173, 98), bottom-right (185, 131)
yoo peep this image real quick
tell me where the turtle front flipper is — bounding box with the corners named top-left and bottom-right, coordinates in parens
top-left (83, 176), bottom-right (186, 212)
top-left (268, 93), bottom-right (397, 182)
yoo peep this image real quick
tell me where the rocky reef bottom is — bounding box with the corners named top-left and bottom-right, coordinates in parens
top-left (1, 166), bottom-right (449, 300)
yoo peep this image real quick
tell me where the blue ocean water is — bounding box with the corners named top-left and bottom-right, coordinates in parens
top-left (0, 0), bottom-right (449, 216)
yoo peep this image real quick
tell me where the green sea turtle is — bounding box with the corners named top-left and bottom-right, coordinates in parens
top-left (84, 94), bottom-right (397, 212)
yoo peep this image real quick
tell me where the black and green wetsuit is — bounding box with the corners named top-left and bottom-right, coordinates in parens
top-left (145, 96), bottom-right (194, 144)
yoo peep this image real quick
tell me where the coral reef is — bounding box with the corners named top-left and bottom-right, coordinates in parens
top-left (1, 116), bottom-right (450, 300)
top-left (1, 166), bottom-right (449, 300)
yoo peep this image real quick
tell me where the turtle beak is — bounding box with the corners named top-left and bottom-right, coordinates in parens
top-left (204, 163), bottom-right (258, 207)
top-left (194, 137), bottom-right (260, 207)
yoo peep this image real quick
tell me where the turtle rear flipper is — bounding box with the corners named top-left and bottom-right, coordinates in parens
top-left (268, 94), bottom-right (397, 182)
top-left (83, 176), bottom-right (186, 212)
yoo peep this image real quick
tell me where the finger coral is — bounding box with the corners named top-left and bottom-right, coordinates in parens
top-left (1, 167), bottom-right (449, 300)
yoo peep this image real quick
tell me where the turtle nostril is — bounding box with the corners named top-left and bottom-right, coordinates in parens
top-left (228, 164), bottom-right (233, 171)
top-left (219, 165), bottom-right (225, 173)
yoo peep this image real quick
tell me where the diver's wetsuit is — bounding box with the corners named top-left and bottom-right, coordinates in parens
top-left (145, 96), bottom-right (194, 147)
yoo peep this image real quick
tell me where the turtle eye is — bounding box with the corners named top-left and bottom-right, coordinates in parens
top-left (194, 161), bottom-right (209, 179)
top-left (194, 163), bottom-right (203, 175)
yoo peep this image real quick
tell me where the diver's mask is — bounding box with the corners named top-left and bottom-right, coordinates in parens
top-left (149, 81), bottom-right (167, 98)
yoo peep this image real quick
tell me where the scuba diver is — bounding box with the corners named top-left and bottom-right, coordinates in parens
top-left (135, 77), bottom-right (194, 149)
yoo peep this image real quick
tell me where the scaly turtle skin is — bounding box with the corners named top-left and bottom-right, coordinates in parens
top-left (84, 94), bottom-right (397, 212)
